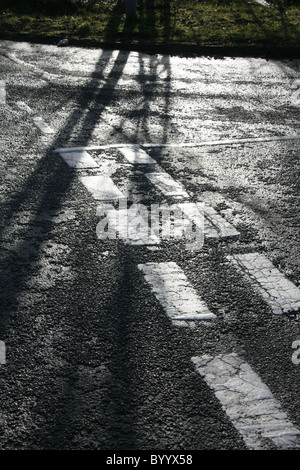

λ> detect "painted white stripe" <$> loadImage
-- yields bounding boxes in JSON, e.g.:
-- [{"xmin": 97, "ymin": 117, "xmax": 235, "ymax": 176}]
[
  {"xmin": 3, "ymin": 51, "xmax": 55, "ymax": 80},
  {"xmin": 158, "ymin": 202, "xmax": 204, "ymax": 249},
  {"xmin": 58, "ymin": 150, "xmax": 99, "ymax": 169},
  {"xmin": 15, "ymin": 101, "xmax": 33, "ymax": 114},
  {"xmin": 192, "ymin": 353, "xmax": 300, "ymax": 450},
  {"xmin": 97, "ymin": 202, "xmax": 204, "ymax": 248},
  {"xmin": 54, "ymin": 135, "xmax": 300, "ymax": 155},
  {"xmin": 119, "ymin": 145, "xmax": 157, "ymax": 165},
  {"xmin": 202, "ymin": 204, "xmax": 240, "ymax": 239},
  {"xmin": 0, "ymin": 341, "xmax": 6, "ymax": 365},
  {"xmin": 53, "ymin": 144, "xmax": 136, "ymax": 153},
  {"xmin": 145, "ymin": 172, "xmax": 189, "ymax": 198},
  {"xmin": 0, "ymin": 81, "xmax": 6, "ymax": 105},
  {"xmin": 227, "ymin": 253, "xmax": 300, "ymax": 314},
  {"xmin": 179, "ymin": 202, "xmax": 240, "ymax": 239},
  {"xmin": 100, "ymin": 207, "xmax": 160, "ymax": 245},
  {"xmin": 138, "ymin": 262, "xmax": 217, "ymax": 323},
  {"xmin": 32, "ymin": 116, "xmax": 54, "ymax": 135},
  {"xmin": 79, "ymin": 175, "xmax": 125, "ymax": 201},
  {"xmin": 142, "ymin": 135, "xmax": 300, "ymax": 148}
]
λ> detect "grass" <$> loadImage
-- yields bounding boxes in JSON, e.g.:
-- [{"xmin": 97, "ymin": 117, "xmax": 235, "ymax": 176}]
[{"xmin": 0, "ymin": 0, "xmax": 300, "ymax": 48}]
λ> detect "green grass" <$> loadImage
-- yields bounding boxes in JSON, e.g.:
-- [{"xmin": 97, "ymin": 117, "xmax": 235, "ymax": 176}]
[{"xmin": 0, "ymin": 0, "xmax": 300, "ymax": 47}]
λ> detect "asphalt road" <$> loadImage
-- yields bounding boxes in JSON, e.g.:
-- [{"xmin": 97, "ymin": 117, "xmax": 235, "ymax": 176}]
[{"xmin": 1, "ymin": 39, "xmax": 300, "ymax": 455}]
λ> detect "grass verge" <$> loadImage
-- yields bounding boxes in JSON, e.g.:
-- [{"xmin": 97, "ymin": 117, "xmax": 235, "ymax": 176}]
[{"xmin": 0, "ymin": 0, "xmax": 300, "ymax": 48}]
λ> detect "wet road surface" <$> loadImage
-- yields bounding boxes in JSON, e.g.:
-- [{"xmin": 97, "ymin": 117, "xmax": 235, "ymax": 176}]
[{"xmin": 0, "ymin": 39, "xmax": 300, "ymax": 452}]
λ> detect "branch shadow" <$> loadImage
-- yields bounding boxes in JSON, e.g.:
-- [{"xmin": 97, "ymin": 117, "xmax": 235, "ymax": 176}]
[{"xmin": 0, "ymin": 0, "xmax": 182, "ymax": 451}]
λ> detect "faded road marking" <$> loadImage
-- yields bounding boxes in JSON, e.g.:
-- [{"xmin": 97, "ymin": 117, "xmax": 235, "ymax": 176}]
[
  {"xmin": 32, "ymin": 116, "xmax": 54, "ymax": 135},
  {"xmin": 2, "ymin": 51, "xmax": 55, "ymax": 80},
  {"xmin": 138, "ymin": 261, "xmax": 217, "ymax": 324},
  {"xmin": 54, "ymin": 136, "xmax": 300, "ymax": 154},
  {"xmin": 145, "ymin": 172, "xmax": 189, "ymax": 198},
  {"xmin": 15, "ymin": 101, "xmax": 33, "ymax": 114},
  {"xmin": 201, "ymin": 204, "xmax": 240, "ymax": 239},
  {"xmin": 119, "ymin": 145, "xmax": 157, "ymax": 165},
  {"xmin": 79, "ymin": 174, "xmax": 125, "ymax": 201},
  {"xmin": 227, "ymin": 252, "xmax": 300, "ymax": 315},
  {"xmin": 97, "ymin": 206, "xmax": 160, "ymax": 246},
  {"xmin": 142, "ymin": 135, "xmax": 300, "ymax": 148},
  {"xmin": 179, "ymin": 202, "xmax": 240, "ymax": 240},
  {"xmin": 192, "ymin": 353, "xmax": 300, "ymax": 450},
  {"xmin": 58, "ymin": 150, "xmax": 99, "ymax": 169}
]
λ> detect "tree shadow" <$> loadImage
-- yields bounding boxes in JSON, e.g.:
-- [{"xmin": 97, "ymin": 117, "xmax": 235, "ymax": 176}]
[{"xmin": 0, "ymin": 0, "xmax": 182, "ymax": 451}]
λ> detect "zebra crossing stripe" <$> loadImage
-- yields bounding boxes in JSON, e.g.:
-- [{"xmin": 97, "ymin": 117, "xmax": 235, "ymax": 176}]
[
  {"xmin": 15, "ymin": 101, "xmax": 54, "ymax": 135},
  {"xmin": 79, "ymin": 174, "xmax": 125, "ymax": 201},
  {"xmin": 32, "ymin": 116, "xmax": 54, "ymax": 135},
  {"xmin": 200, "ymin": 203, "xmax": 240, "ymax": 239},
  {"xmin": 138, "ymin": 262, "xmax": 217, "ymax": 323},
  {"xmin": 227, "ymin": 252, "xmax": 300, "ymax": 314},
  {"xmin": 0, "ymin": 81, "xmax": 6, "ymax": 105},
  {"xmin": 145, "ymin": 172, "xmax": 189, "ymax": 198},
  {"xmin": 179, "ymin": 202, "xmax": 240, "ymax": 240},
  {"xmin": 99, "ymin": 207, "xmax": 160, "ymax": 246},
  {"xmin": 119, "ymin": 145, "xmax": 157, "ymax": 165},
  {"xmin": 192, "ymin": 353, "xmax": 300, "ymax": 450},
  {"xmin": 15, "ymin": 101, "xmax": 53, "ymax": 134},
  {"xmin": 57, "ymin": 150, "xmax": 99, "ymax": 169},
  {"xmin": 16, "ymin": 101, "xmax": 33, "ymax": 114}
]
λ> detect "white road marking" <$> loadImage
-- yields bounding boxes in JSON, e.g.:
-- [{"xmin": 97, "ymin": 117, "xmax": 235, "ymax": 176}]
[
  {"xmin": 192, "ymin": 353, "xmax": 300, "ymax": 450},
  {"xmin": 0, "ymin": 81, "xmax": 6, "ymax": 105},
  {"xmin": 79, "ymin": 174, "xmax": 125, "ymax": 201},
  {"xmin": 119, "ymin": 145, "xmax": 157, "ymax": 165},
  {"xmin": 54, "ymin": 135, "xmax": 300, "ymax": 154},
  {"xmin": 179, "ymin": 202, "xmax": 240, "ymax": 240},
  {"xmin": 227, "ymin": 252, "xmax": 300, "ymax": 314},
  {"xmin": 32, "ymin": 116, "xmax": 54, "ymax": 135},
  {"xmin": 145, "ymin": 172, "xmax": 189, "ymax": 198},
  {"xmin": 142, "ymin": 135, "xmax": 300, "ymax": 148},
  {"xmin": 97, "ymin": 202, "xmax": 205, "ymax": 248},
  {"xmin": 97, "ymin": 206, "xmax": 160, "ymax": 245},
  {"xmin": 57, "ymin": 150, "xmax": 99, "ymax": 169},
  {"xmin": 202, "ymin": 204, "xmax": 240, "ymax": 239},
  {"xmin": 2, "ymin": 51, "xmax": 55, "ymax": 81},
  {"xmin": 138, "ymin": 261, "xmax": 217, "ymax": 324},
  {"xmin": 54, "ymin": 144, "xmax": 139, "ymax": 153},
  {"xmin": 0, "ymin": 341, "xmax": 6, "ymax": 365},
  {"xmin": 15, "ymin": 101, "xmax": 33, "ymax": 114},
  {"xmin": 158, "ymin": 202, "xmax": 205, "ymax": 250},
  {"xmin": 15, "ymin": 102, "xmax": 54, "ymax": 134}
]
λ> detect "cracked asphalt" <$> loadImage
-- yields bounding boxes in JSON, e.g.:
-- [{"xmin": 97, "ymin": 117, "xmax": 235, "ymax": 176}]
[{"xmin": 0, "ymin": 39, "xmax": 300, "ymax": 452}]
